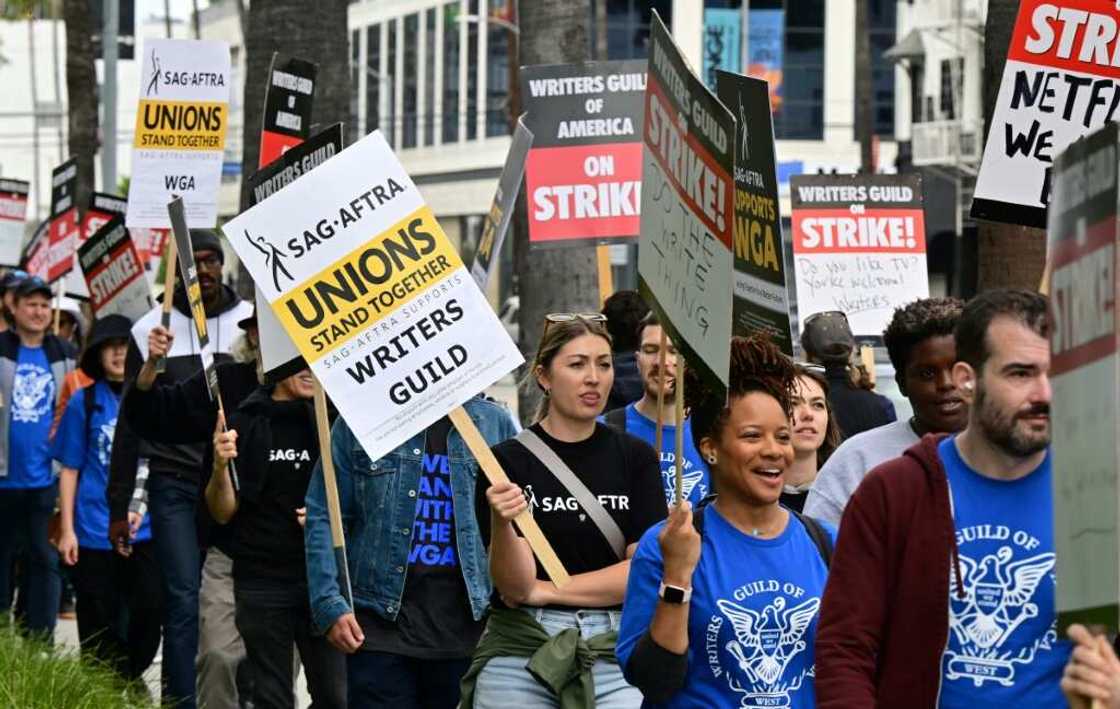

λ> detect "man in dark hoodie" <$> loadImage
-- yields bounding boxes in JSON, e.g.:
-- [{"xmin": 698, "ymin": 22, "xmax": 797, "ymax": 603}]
[
  {"xmin": 602, "ymin": 290, "xmax": 649, "ymax": 411},
  {"xmin": 815, "ymin": 289, "xmax": 1070, "ymax": 708},
  {"xmin": 107, "ymin": 229, "xmax": 252, "ymax": 709}
]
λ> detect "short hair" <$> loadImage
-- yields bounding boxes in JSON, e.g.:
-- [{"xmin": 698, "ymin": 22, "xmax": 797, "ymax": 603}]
[
  {"xmin": 601, "ymin": 290, "xmax": 649, "ymax": 352},
  {"xmin": 954, "ymin": 289, "xmax": 1051, "ymax": 373},
  {"xmin": 685, "ymin": 335, "xmax": 797, "ymax": 454},
  {"xmin": 882, "ymin": 297, "xmax": 965, "ymax": 373},
  {"xmin": 635, "ymin": 310, "xmax": 660, "ymax": 342}
]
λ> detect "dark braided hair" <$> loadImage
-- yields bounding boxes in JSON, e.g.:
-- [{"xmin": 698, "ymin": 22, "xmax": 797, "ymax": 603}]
[{"xmin": 685, "ymin": 335, "xmax": 798, "ymax": 455}]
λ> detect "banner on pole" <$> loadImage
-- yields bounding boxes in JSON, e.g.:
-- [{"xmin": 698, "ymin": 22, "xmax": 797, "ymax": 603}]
[
  {"xmin": 972, "ymin": 0, "xmax": 1120, "ymax": 228},
  {"xmin": 78, "ymin": 215, "xmax": 154, "ymax": 321},
  {"xmin": 247, "ymin": 124, "xmax": 344, "ymax": 383},
  {"xmin": 521, "ymin": 59, "xmax": 646, "ymax": 248},
  {"xmin": 702, "ymin": 9, "xmax": 740, "ymax": 90},
  {"xmin": 223, "ymin": 131, "xmax": 524, "ymax": 465},
  {"xmin": 0, "ymin": 179, "xmax": 30, "ymax": 267},
  {"xmin": 638, "ymin": 11, "xmax": 735, "ymax": 399},
  {"xmin": 48, "ymin": 158, "xmax": 79, "ymax": 283},
  {"xmin": 1049, "ymin": 122, "xmax": 1120, "ymax": 630},
  {"xmin": 716, "ymin": 71, "xmax": 792, "ymax": 355},
  {"xmin": 470, "ymin": 117, "xmax": 533, "ymax": 290},
  {"xmin": 259, "ymin": 54, "xmax": 318, "ymax": 168},
  {"xmin": 790, "ymin": 173, "xmax": 929, "ymax": 342},
  {"xmin": 126, "ymin": 38, "xmax": 231, "ymax": 228}
]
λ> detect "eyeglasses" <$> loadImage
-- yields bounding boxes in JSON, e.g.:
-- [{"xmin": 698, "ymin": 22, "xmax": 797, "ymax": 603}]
[{"xmin": 545, "ymin": 312, "xmax": 607, "ymax": 325}]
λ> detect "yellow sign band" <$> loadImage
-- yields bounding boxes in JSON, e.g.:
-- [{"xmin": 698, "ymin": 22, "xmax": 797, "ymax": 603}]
[{"xmin": 133, "ymin": 99, "xmax": 228, "ymax": 151}]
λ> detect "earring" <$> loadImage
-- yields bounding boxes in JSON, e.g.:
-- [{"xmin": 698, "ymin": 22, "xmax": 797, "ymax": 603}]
[
  {"xmin": 706, "ymin": 455, "xmax": 717, "ymax": 465},
  {"xmin": 543, "ymin": 388, "xmax": 551, "ymax": 398}
]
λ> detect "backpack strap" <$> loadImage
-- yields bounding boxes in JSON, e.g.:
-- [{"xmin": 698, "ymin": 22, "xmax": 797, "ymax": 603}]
[
  {"xmin": 691, "ymin": 494, "xmax": 719, "ymax": 536},
  {"xmin": 789, "ymin": 508, "xmax": 833, "ymax": 568},
  {"xmin": 603, "ymin": 407, "xmax": 628, "ymax": 434}
]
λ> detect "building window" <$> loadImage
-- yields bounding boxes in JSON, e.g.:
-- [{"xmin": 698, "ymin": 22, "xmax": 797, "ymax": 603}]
[
  {"xmin": 869, "ymin": 0, "xmax": 896, "ymax": 136},
  {"xmin": 778, "ymin": 0, "xmax": 824, "ymax": 140},
  {"xmin": 424, "ymin": 8, "xmax": 437, "ymax": 145},
  {"xmin": 466, "ymin": 0, "xmax": 479, "ymax": 140},
  {"xmin": 403, "ymin": 13, "xmax": 419, "ymax": 148},
  {"xmin": 442, "ymin": 3, "xmax": 460, "ymax": 143},
  {"xmin": 386, "ymin": 18, "xmax": 398, "ymax": 147},
  {"xmin": 607, "ymin": 0, "xmax": 672, "ymax": 60},
  {"xmin": 366, "ymin": 24, "xmax": 380, "ymax": 138},
  {"xmin": 486, "ymin": 6, "xmax": 510, "ymax": 136},
  {"xmin": 940, "ymin": 57, "xmax": 963, "ymax": 120}
]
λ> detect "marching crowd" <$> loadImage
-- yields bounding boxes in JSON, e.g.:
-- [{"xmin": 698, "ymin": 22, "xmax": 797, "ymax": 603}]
[{"xmin": 0, "ymin": 228, "xmax": 1118, "ymax": 709}]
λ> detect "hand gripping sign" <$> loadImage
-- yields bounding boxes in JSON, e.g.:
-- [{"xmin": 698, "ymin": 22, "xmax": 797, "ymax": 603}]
[{"xmin": 223, "ymin": 131, "xmax": 570, "ymax": 589}]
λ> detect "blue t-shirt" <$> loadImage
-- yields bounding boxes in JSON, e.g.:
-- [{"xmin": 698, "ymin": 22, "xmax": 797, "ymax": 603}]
[
  {"xmin": 937, "ymin": 437, "xmax": 1070, "ymax": 708},
  {"xmin": 618, "ymin": 505, "xmax": 835, "ymax": 708},
  {"xmin": 52, "ymin": 382, "xmax": 152, "ymax": 550},
  {"xmin": 2, "ymin": 345, "xmax": 57, "ymax": 489},
  {"xmin": 602, "ymin": 405, "xmax": 711, "ymax": 507}
]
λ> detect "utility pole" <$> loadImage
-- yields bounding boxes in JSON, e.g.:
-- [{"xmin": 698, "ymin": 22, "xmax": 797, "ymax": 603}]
[
  {"xmin": 51, "ymin": 1, "xmax": 64, "ymax": 162},
  {"xmin": 28, "ymin": 17, "xmax": 41, "ymax": 221},
  {"xmin": 102, "ymin": 0, "xmax": 119, "ymax": 191}
]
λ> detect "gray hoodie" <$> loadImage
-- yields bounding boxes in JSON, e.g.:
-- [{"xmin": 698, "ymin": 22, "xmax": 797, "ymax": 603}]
[{"xmin": 803, "ymin": 419, "xmax": 919, "ymax": 526}]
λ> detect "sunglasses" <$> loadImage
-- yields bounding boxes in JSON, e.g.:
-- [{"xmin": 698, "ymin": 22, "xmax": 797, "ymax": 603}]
[{"xmin": 545, "ymin": 312, "xmax": 607, "ymax": 325}]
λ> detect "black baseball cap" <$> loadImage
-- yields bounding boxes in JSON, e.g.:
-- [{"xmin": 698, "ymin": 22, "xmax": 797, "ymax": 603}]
[
  {"xmin": 0, "ymin": 269, "xmax": 28, "ymax": 294},
  {"xmin": 14, "ymin": 275, "xmax": 51, "ymax": 300},
  {"xmin": 801, "ymin": 311, "xmax": 855, "ymax": 364}
]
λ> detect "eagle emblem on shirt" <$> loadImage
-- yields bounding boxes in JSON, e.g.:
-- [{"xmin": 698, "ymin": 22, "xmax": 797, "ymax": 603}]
[
  {"xmin": 663, "ymin": 465, "xmax": 706, "ymax": 505},
  {"xmin": 11, "ymin": 364, "xmax": 53, "ymax": 423},
  {"xmin": 718, "ymin": 595, "xmax": 820, "ymax": 705}
]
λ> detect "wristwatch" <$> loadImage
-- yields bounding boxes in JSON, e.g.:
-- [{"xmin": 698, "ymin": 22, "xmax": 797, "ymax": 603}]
[{"xmin": 658, "ymin": 582, "xmax": 692, "ymax": 604}]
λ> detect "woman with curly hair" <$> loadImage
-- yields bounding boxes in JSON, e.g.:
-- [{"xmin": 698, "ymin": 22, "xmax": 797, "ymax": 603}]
[{"xmin": 617, "ymin": 336, "xmax": 836, "ymax": 708}]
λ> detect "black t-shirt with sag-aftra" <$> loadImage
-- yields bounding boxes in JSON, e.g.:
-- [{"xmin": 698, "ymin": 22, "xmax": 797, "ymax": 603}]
[{"xmin": 476, "ymin": 422, "xmax": 666, "ymax": 609}]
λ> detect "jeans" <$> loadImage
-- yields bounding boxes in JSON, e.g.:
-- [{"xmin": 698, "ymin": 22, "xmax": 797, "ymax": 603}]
[
  {"xmin": 473, "ymin": 608, "xmax": 641, "ymax": 709},
  {"xmin": 0, "ymin": 484, "xmax": 61, "ymax": 637},
  {"xmin": 348, "ymin": 652, "xmax": 470, "ymax": 709},
  {"xmin": 198, "ymin": 548, "xmax": 246, "ymax": 709},
  {"xmin": 234, "ymin": 580, "xmax": 346, "ymax": 709},
  {"xmin": 73, "ymin": 542, "xmax": 162, "ymax": 681},
  {"xmin": 150, "ymin": 474, "xmax": 202, "ymax": 708}
]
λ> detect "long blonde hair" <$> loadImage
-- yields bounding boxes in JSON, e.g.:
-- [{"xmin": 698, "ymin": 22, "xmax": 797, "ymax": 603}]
[{"xmin": 528, "ymin": 319, "xmax": 612, "ymax": 422}]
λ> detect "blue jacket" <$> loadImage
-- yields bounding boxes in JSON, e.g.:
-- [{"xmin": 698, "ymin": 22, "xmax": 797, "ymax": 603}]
[{"xmin": 305, "ymin": 395, "xmax": 519, "ymax": 635}]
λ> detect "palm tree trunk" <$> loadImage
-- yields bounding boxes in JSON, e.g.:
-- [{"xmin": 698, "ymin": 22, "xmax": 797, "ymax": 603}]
[
  {"xmin": 976, "ymin": 0, "xmax": 1045, "ymax": 290},
  {"xmin": 513, "ymin": 0, "xmax": 598, "ymax": 423},
  {"xmin": 61, "ymin": 0, "xmax": 97, "ymax": 221}
]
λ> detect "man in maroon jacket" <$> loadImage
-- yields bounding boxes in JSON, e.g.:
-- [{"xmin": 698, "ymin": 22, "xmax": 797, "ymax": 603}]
[{"xmin": 815, "ymin": 289, "xmax": 1071, "ymax": 708}]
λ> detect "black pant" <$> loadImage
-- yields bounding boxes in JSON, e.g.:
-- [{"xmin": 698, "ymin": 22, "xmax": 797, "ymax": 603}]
[
  {"xmin": 347, "ymin": 651, "xmax": 471, "ymax": 708},
  {"xmin": 233, "ymin": 580, "xmax": 346, "ymax": 709},
  {"xmin": 73, "ymin": 541, "xmax": 162, "ymax": 681}
]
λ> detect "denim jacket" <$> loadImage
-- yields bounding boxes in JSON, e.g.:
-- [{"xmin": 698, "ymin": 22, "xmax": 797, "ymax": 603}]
[{"xmin": 305, "ymin": 395, "xmax": 519, "ymax": 635}]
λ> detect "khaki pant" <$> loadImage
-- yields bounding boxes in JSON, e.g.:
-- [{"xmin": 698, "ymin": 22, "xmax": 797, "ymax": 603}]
[{"xmin": 197, "ymin": 548, "xmax": 246, "ymax": 709}]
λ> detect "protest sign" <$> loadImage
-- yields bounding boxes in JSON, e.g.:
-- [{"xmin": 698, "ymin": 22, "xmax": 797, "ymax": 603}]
[
  {"xmin": 126, "ymin": 38, "xmax": 230, "ymax": 228},
  {"xmin": 67, "ymin": 192, "xmax": 130, "ymax": 298},
  {"xmin": 0, "ymin": 179, "xmax": 29, "ymax": 267},
  {"xmin": 132, "ymin": 227, "xmax": 171, "ymax": 283},
  {"xmin": 638, "ymin": 11, "xmax": 735, "ymax": 399},
  {"xmin": 790, "ymin": 173, "xmax": 929, "ymax": 342},
  {"xmin": 1048, "ymin": 122, "xmax": 1120, "ymax": 630},
  {"xmin": 521, "ymin": 59, "xmax": 645, "ymax": 248},
  {"xmin": 259, "ymin": 54, "xmax": 317, "ymax": 168},
  {"xmin": 168, "ymin": 197, "xmax": 218, "ymax": 398},
  {"xmin": 972, "ymin": 0, "xmax": 1120, "ymax": 228},
  {"xmin": 470, "ymin": 117, "xmax": 533, "ymax": 290},
  {"xmin": 247, "ymin": 123, "xmax": 344, "ymax": 383},
  {"xmin": 23, "ymin": 221, "xmax": 49, "ymax": 280},
  {"xmin": 716, "ymin": 71, "xmax": 793, "ymax": 355},
  {"xmin": 78, "ymin": 215, "xmax": 154, "ymax": 321},
  {"xmin": 48, "ymin": 158, "xmax": 79, "ymax": 283},
  {"xmin": 224, "ymin": 130, "xmax": 571, "ymax": 585}
]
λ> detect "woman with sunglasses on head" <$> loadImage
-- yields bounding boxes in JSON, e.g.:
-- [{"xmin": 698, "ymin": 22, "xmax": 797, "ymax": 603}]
[
  {"xmin": 616, "ymin": 336, "xmax": 836, "ymax": 708},
  {"xmin": 782, "ymin": 365, "xmax": 842, "ymax": 513},
  {"xmin": 461, "ymin": 314, "xmax": 667, "ymax": 709}
]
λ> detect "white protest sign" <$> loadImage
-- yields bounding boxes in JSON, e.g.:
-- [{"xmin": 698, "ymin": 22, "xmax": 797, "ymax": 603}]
[
  {"xmin": 78, "ymin": 216, "xmax": 154, "ymax": 322},
  {"xmin": 790, "ymin": 173, "xmax": 929, "ymax": 341},
  {"xmin": 0, "ymin": 179, "xmax": 29, "ymax": 267},
  {"xmin": 222, "ymin": 131, "xmax": 524, "ymax": 464},
  {"xmin": 126, "ymin": 38, "xmax": 230, "ymax": 228}
]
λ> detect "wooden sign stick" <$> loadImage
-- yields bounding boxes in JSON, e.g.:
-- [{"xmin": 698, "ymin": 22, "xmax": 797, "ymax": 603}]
[
  {"xmin": 596, "ymin": 245, "xmax": 613, "ymax": 307},
  {"xmin": 447, "ymin": 405, "xmax": 571, "ymax": 588},
  {"xmin": 155, "ymin": 240, "xmax": 178, "ymax": 374},
  {"xmin": 312, "ymin": 377, "xmax": 354, "ymax": 607},
  {"xmin": 859, "ymin": 345, "xmax": 876, "ymax": 387},
  {"xmin": 52, "ymin": 279, "xmax": 63, "ymax": 335},
  {"xmin": 674, "ymin": 358, "xmax": 686, "ymax": 506},
  {"xmin": 654, "ymin": 328, "xmax": 667, "ymax": 457}
]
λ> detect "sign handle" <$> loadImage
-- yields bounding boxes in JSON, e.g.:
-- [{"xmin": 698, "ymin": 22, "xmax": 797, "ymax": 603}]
[
  {"xmin": 859, "ymin": 345, "xmax": 876, "ymax": 387},
  {"xmin": 155, "ymin": 239, "xmax": 178, "ymax": 374},
  {"xmin": 596, "ymin": 245, "xmax": 613, "ymax": 307},
  {"xmin": 674, "ymin": 358, "xmax": 685, "ymax": 506},
  {"xmin": 52, "ymin": 279, "xmax": 63, "ymax": 335},
  {"xmin": 215, "ymin": 396, "xmax": 240, "ymax": 493},
  {"xmin": 312, "ymin": 377, "xmax": 353, "ymax": 608},
  {"xmin": 654, "ymin": 328, "xmax": 667, "ymax": 457},
  {"xmin": 447, "ymin": 405, "xmax": 571, "ymax": 588}
]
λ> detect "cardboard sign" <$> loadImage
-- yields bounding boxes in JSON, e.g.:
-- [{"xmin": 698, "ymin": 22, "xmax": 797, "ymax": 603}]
[
  {"xmin": 48, "ymin": 158, "xmax": 79, "ymax": 283},
  {"xmin": 638, "ymin": 12, "xmax": 735, "ymax": 397},
  {"xmin": 0, "ymin": 178, "xmax": 30, "ymax": 267},
  {"xmin": 521, "ymin": 59, "xmax": 646, "ymax": 248},
  {"xmin": 222, "ymin": 131, "xmax": 524, "ymax": 465},
  {"xmin": 471, "ymin": 118, "xmax": 533, "ymax": 289},
  {"xmin": 247, "ymin": 124, "xmax": 345, "ymax": 383},
  {"xmin": 972, "ymin": 0, "xmax": 1120, "ymax": 228},
  {"xmin": 168, "ymin": 197, "xmax": 218, "ymax": 397},
  {"xmin": 78, "ymin": 215, "xmax": 154, "ymax": 321},
  {"xmin": 790, "ymin": 173, "xmax": 929, "ymax": 341},
  {"xmin": 126, "ymin": 38, "xmax": 231, "ymax": 228},
  {"xmin": 23, "ymin": 221, "xmax": 50, "ymax": 280},
  {"xmin": 66, "ymin": 192, "xmax": 130, "ymax": 298},
  {"xmin": 1049, "ymin": 122, "xmax": 1120, "ymax": 630},
  {"xmin": 716, "ymin": 71, "xmax": 793, "ymax": 355},
  {"xmin": 259, "ymin": 54, "xmax": 318, "ymax": 168}
]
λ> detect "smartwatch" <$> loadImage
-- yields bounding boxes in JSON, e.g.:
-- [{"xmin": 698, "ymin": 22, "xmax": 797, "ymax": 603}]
[{"xmin": 658, "ymin": 582, "xmax": 692, "ymax": 604}]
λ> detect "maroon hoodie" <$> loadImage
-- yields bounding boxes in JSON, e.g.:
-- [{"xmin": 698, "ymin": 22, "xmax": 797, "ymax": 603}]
[{"xmin": 815, "ymin": 434, "xmax": 965, "ymax": 708}]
